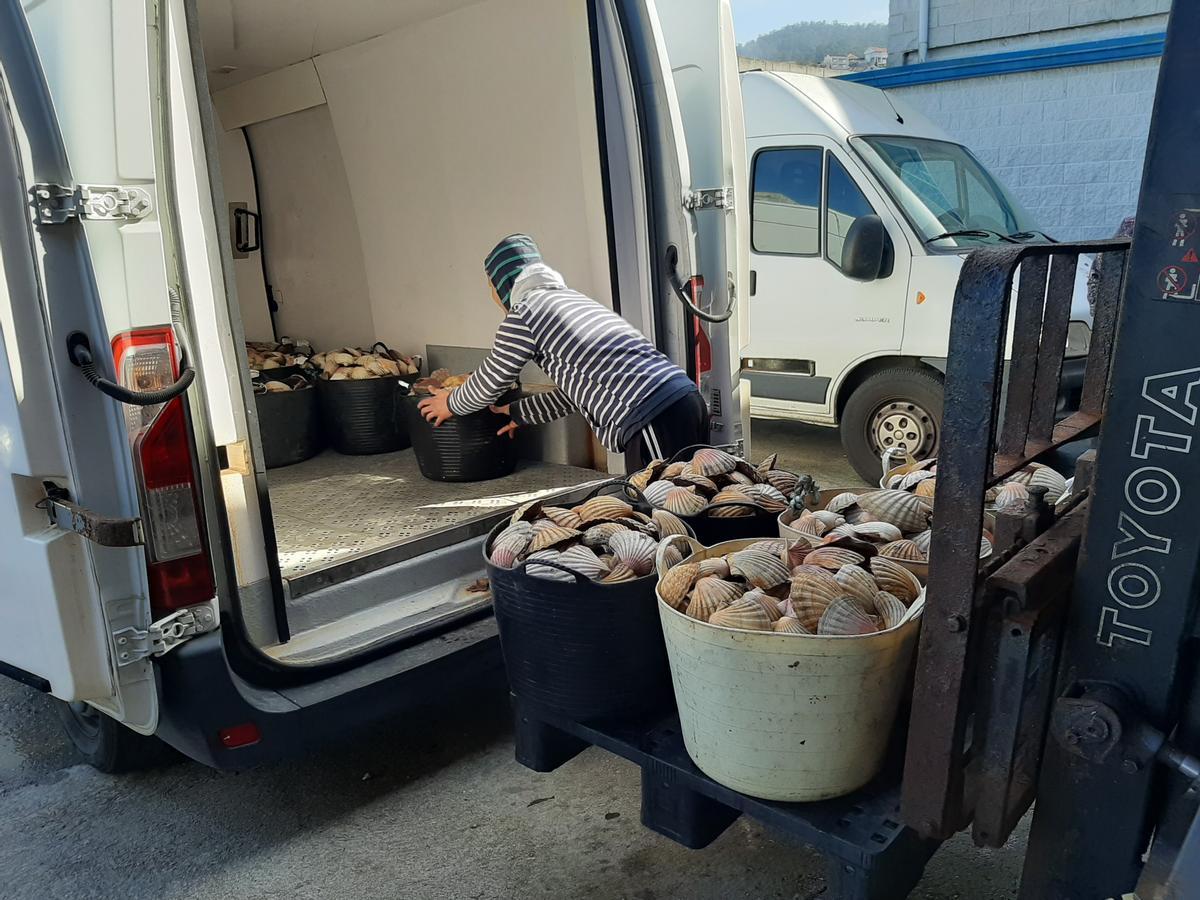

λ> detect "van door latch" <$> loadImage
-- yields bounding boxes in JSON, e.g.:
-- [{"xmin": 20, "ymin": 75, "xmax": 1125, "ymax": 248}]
[
  {"xmin": 39, "ymin": 484, "xmax": 144, "ymax": 547},
  {"xmin": 112, "ymin": 603, "xmax": 219, "ymax": 665},
  {"xmin": 30, "ymin": 183, "xmax": 153, "ymax": 224},
  {"xmin": 684, "ymin": 187, "xmax": 734, "ymax": 211}
]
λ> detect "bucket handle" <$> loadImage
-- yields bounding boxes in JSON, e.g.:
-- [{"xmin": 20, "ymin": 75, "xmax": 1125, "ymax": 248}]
[
  {"xmin": 666, "ymin": 442, "xmax": 739, "ymax": 464},
  {"xmin": 581, "ymin": 478, "xmax": 647, "ymax": 506},
  {"xmin": 698, "ymin": 499, "xmax": 767, "ymax": 517},
  {"xmin": 511, "ymin": 558, "xmax": 589, "ymax": 584},
  {"xmin": 654, "ymin": 533, "xmax": 704, "ymax": 578},
  {"xmin": 880, "ymin": 447, "xmax": 917, "ymax": 485}
]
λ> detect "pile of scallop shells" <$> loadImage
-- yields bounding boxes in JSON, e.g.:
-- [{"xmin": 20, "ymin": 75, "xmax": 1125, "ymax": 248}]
[
  {"xmin": 881, "ymin": 457, "xmax": 1069, "ymax": 511},
  {"xmin": 413, "ymin": 369, "xmax": 471, "ymax": 395},
  {"xmin": 253, "ymin": 373, "xmax": 312, "ymax": 395},
  {"xmin": 312, "ymin": 346, "xmax": 420, "ymax": 381},
  {"xmin": 785, "ymin": 487, "xmax": 948, "ymax": 565},
  {"xmin": 629, "ymin": 448, "xmax": 799, "ymax": 519},
  {"xmin": 246, "ymin": 338, "xmax": 312, "ymax": 371},
  {"xmin": 658, "ymin": 539, "xmax": 923, "ymax": 636},
  {"xmin": 488, "ymin": 494, "xmax": 691, "ymax": 583}
]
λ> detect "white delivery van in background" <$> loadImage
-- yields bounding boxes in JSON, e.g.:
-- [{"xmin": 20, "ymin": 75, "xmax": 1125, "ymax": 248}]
[
  {"xmin": 0, "ymin": 0, "xmax": 746, "ymax": 771},
  {"xmin": 741, "ymin": 71, "xmax": 1092, "ymax": 482}
]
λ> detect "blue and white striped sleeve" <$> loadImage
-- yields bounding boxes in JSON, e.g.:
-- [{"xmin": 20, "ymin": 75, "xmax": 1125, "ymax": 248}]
[
  {"xmin": 511, "ymin": 389, "xmax": 575, "ymax": 426},
  {"xmin": 447, "ymin": 310, "xmax": 536, "ymax": 416}
]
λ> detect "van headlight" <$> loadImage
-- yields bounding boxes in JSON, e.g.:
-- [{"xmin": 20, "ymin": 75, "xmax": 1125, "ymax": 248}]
[{"xmin": 1066, "ymin": 320, "xmax": 1091, "ymax": 358}]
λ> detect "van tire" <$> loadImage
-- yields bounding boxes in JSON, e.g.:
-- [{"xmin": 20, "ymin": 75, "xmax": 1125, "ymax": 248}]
[
  {"xmin": 840, "ymin": 367, "xmax": 944, "ymax": 484},
  {"xmin": 53, "ymin": 699, "xmax": 172, "ymax": 774}
]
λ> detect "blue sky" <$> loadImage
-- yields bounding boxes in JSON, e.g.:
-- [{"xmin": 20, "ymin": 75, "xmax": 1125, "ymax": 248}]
[{"xmin": 731, "ymin": 0, "xmax": 890, "ymax": 42}]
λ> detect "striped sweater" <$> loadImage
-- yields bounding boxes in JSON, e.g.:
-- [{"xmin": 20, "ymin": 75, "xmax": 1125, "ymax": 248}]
[{"xmin": 447, "ymin": 264, "xmax": 689, "ymax": 452}]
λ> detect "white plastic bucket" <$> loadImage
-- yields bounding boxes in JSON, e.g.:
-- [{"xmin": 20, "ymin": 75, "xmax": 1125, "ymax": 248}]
[{"xmin": 655, "ymin": 537, "xmax": 922, "ymax": 802}]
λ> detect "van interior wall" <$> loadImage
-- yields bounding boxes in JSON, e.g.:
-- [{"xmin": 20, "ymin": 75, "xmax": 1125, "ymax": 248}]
[{"xmin": 212, "ymin": 0, "xmax": 611, "ymax": 366}]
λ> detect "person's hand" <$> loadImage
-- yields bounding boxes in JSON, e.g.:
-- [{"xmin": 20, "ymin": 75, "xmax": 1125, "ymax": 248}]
[
  {"xmin": 418, "ymin": 388, "xmax": 454, "ymax": 426},
  {"xmin": 490, "ymin": 404, "xmax": 518, "ymax": 439}
]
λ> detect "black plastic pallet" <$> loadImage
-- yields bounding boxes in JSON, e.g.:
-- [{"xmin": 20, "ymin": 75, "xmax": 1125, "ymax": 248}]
[{"xmin": 512, "ymin": 696, "xmax": 939, "ymax": 900}]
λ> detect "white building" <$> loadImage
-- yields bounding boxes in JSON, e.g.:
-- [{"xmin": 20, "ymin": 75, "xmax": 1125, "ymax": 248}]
[{"xmin": 844, "ymin": 0, "xmax": 1168, "ymax": 239}]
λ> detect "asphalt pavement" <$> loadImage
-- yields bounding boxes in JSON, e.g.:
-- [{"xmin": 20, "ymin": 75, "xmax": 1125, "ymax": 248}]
[{"xmin": 0, "ymin": 421, "xmax": 1029, "ymax": 899}]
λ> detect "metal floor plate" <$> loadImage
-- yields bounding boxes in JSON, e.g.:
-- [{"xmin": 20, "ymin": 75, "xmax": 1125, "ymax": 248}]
[{"xmin": 266, "ymin": 450, "xmax": 602, "ymax": 581}]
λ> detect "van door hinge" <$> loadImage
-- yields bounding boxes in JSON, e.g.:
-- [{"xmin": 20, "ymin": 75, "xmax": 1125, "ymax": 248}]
[
  {"xmin": 684, "ymin": 187, "xmax": 734, "ymax": 211},
  {"xmin": 112, "ymin": 603, "xmax": 219, "ymax": 666},
  {"xmin": 40, "ymin": 483, "xmax": 144, "ymax": 547},
  {"xmin": 31, "ymin": 183, "xmax": 153, "ymax": 225}
]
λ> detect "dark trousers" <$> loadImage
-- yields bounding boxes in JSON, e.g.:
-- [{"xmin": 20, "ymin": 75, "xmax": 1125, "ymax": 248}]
[{"xmin": 626, "ymin": 390, "xmax": 709, "ymax": 468}]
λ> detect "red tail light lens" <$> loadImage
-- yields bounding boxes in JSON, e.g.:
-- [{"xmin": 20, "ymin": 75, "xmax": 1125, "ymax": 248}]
[
  {"xmin": 112, "ymin": 328, "xmax": 215, "ymax": 615},
  {"xmin": 687, "ymin": 276, "xmax": 711, "ymax": 384}
]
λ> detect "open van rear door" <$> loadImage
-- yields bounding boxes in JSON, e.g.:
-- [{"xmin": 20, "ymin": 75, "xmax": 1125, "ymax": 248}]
[
  {"xmin": 598, "ymin": 0, "xmax": 748, "ymax": 452},
  {"xmin": 0, "ymin": 0, "xmax": 206, "ymax": 733}
]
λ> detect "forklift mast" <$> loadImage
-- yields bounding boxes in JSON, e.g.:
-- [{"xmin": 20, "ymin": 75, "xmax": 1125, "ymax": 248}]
[{"xmin": 899, "ymin": 0, "xmax": 1200, "ymax": 896}]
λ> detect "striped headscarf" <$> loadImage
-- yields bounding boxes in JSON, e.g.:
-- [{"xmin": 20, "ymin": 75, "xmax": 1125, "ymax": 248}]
[{"xmin": 484, "ymin": 234, "xmax": 542, "ymax": 308}]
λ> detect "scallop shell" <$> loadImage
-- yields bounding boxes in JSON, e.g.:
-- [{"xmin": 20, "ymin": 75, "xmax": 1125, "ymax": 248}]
[
  {"xmin": 698, "ymin": 557, "xmax": 731, "ymax": 579},
  {"xmin": 1028, "ymin": 466, "xmax": 1068, "ymax": 503},
  {"xmin": 575, "ymin": 495, "xmax": 634, "ymax": 525},
  {"xmin": 914, "ymin": 478, "xmax": 937, "ymax": 502},
  {"xmin": 661, "ymin": 462, "xmax": 688, "ymax": 480},
  {"xmin": 911, "ymin": 530, "xmax": 932, "ymax": 554},
  {"xmin": 651, "ymin": 509, "xmax": 689, "ymax": 539},
  {"xmin": 489, "ymin": 523, "xmax": 533, "ymax": 568},
  {"xmin": 856, "ymin": 490, "xmax": 933, "ymax": 533},
  {"xmin": 993, "ymin": 480, "xmax": 1031, "ymax": 511},
  {"xmin": 740, "ymin": 483, "xmax": 789, "ymax": 511},
  {"xmin": 765, "ymin": 469, "xmax": 800, "ymax": 496},
  {"xmin": 805, "ymin": 546, "xmax": 867, "ymax": 571},
  {"xmin": 557, "ymin": 545, "xmax": 609, "ymax": 581},
  {"xmin": 643, "ymin": 480, "xmax": 675, "ymax": 508},
  {"xmin": 811, "ymin": 510, "xmax": 846, "ymax": 530},
  {"xmin": 826, "ymin": 492, "xmax": 860, "ymax": 515},
  {"xmin": 898, "ymin": 469, "xmax": 936, "ymax": 491},
  {"xmin": 709, "ymin": 597, "xmax": 774, "ymax": 632},
  {"xmin": 873, "ymin": 591, "xmax": 908, "ymax": 630},
  {"xmin": 690, "ymin": 574, "xmax": 743, "ymax": 609},
  {"xmin": 691, "ymin": 447, "xmax": 739, "ymax": 477},
  {"xmin": 746, "ymin": 539, "xmax": 786, "ymax": 555},
  {"xmin": 817, "ymin": 597, "xmax": 880, "ymax": 636},
  {"xmin": 541, "ymin": 506, "xmax": 583, "ymax": 530},
  {"xmin": 850, "ymin": 521, "xmax": 904, "ymax": 544},
  {"xmin": 673, "ymin": 473, "xmax": 720, "ymax": 494},
  {"xmin": 525, "ymin": 550, "xmax": 575, "ymax": 582},
  {"xmin": 629, "ymin": 460, "xmax": 666, "ymax": 492},
  {"xmin": 792, "ymin": 598, "xmax": 832, "ymax": 631},
  {"xmin": 825, "ymin": 524, "xmax": 859, "ymax": 542},
  {"xmin": 727, "ymin": 470, "xmax": 755, "ymax": 486},
  {"xmin": 790, "ymin": 511, "xmax": 826, "ymax": 537},
  {"xmin": 582, "ymin": 522, "xmax": 626, "ymax": 549},
  {"xmin": 728, "ymin": 550, "xmax": 791, "ymax": 589},
  {"xmin": 660, "ymin": 544, "xmax": 684, "ymax": 570},
  {"xmin": 601, "ymin": 563, "xmax": 638, "ymax": 584},
  {"xmin": 880, "ymin": 539, "xmax": 926, "ymax": 562},
  {"xmin": 708, "ymin": 488, "xmax": 755, "ymax": 518},
  {"xmin": 658, "ymin": 563, "xmax": 701, "ymax": 609},
  {"xmin": 685, "ymin": 588, "xmax": 725, "ymax": 623},
  {"xmin": 606, "ymin": 530, "xmax": 657, "ymax": 576},
  {"xmin": 789, "ymin": 565, "xmax": 843, "ymax": 605},
  {"xmin": 756, "ymin": 452, "xmax": 779, "ymax": 474},
  {"xmin": 741, "ymin": 588, "xmax": 783, "ymax": 623},
  {"xmin": 980, "ymin": 534, "xmax": 993, "ymax": 559},
  {"xmin": 663, "ymin": 487, "xmax": 707, "ymax": 517},
  {"xmin": 773, "ymin": 615, "xmax": 812, "ymax": 635},
  {"xmin": 834, "ymin": 564, "xmax": 881, "ymax": 609},
  {"xmin": 782, "ymin": 538, "xmax": 814, "ymax": 569},
  {"xmin": 509, "ymin": 500, "xmax": 544, "ymax": 526},
  {"xmin": 869, "ymin": 556, "xmax": 923, "ymax": 604},
  {"xmin": 528, "ymin": 525, "xmax": 582, "ymax": 555}
]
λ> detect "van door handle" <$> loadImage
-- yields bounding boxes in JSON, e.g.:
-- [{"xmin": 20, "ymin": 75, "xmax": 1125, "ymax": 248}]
[{"xmin": 750, "ymin": 270, "xmax": 757, "ymax": 297}]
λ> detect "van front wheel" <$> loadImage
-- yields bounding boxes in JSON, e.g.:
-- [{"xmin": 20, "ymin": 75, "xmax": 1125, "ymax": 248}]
[
  {"xmin": 53, "ymin": 699, "xmax": 171, "ymax": 773},
  {"xmin": 840, "ymin": 367, "xmax": 944, "ymax": 484}
]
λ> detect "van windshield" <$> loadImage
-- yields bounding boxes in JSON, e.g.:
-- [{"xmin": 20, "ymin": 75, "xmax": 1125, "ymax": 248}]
[{"xmin": 850, "ymin": 135, "xmax": 1042, "ymax": 248}]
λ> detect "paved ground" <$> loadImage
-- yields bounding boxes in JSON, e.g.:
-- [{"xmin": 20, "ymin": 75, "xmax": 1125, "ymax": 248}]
[{"xmin": 0, "ymin": 421, "xmax": 1029, "ymax": 899}]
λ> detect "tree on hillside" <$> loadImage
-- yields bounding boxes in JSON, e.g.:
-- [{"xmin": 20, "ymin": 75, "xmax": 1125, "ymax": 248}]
[{"xmin": 738, "ymin": 20, "xmax": 888, "ymax": 65}]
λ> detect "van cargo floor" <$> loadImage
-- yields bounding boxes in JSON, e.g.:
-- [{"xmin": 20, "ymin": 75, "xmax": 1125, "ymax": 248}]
[{"xmin": 266, "ymin": 449, "xmax": 601, "ymax": 582}]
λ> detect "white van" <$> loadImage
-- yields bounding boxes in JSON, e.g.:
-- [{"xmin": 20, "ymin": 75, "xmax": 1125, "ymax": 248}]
[
  {"xmin": 741, "ymin": 71, "xmax": 1092, "ymax": 482},
  {"xmin": 0, "ymin": 0, "xmax": 746, "ymax": 770}
]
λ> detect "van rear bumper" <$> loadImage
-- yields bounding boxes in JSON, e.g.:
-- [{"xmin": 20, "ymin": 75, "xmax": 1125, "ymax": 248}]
[{"xmin": 154, "ymin": 616, "xmax": 502, "ymax": 770}]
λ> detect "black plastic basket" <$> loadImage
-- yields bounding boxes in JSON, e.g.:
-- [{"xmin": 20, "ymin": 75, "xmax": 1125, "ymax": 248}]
[
  {"xmin": 485, "ymin": 483, "xmax": 680, "ymax": 721},
  {"xmin": 401, "ymin": 390, "xmax": 518, "ymax": 482},
  {"xmin": 316, "ymin": 376, "xmax": 411, "ymax": 455},
  {"xmin": 255, "ymin": 384, "xmax": 323, "ymax": 468},
  {"xmin": 630, "ymin": 444, "xmax": 781, "ymax": 546}
]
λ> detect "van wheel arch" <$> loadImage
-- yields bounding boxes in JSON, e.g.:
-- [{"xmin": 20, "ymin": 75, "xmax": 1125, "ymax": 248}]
[{"xmin": 836, "ymin": 359, "xmax": 945, "ymax": 483}]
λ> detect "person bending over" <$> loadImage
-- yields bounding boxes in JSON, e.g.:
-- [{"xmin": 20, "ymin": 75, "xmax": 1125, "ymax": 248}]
[{"xmin": 418, "ymin": 234, "xmax": 706, "ymax": 466}]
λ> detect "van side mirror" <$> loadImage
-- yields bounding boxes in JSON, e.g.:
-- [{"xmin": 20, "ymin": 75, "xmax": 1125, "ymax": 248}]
[{"xmin": 841, "ymin": 215, "xmax": 893, "ymax": 282}]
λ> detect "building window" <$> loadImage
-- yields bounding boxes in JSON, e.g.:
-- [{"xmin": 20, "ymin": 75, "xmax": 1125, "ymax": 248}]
[
  {"xmin": 825, "ymin": 155, "xmax": 876, "ymax": 269},
  {"xmin": 751, "ymin": 147, "xmax": 822, "ymax": 255}
]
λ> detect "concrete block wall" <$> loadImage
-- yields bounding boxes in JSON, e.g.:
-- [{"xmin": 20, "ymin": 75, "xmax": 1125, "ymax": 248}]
[
  {"xmin": 889, "ymin": 0, "xmax": 1169, "ymax": 61},
  {"xmin": 890, "ymin": 57, "xmax": 1159, "ymax": 240}
]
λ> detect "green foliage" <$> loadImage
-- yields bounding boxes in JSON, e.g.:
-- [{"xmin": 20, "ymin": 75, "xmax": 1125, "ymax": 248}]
[{"xmin": 738, "ymin": 20, "xmax": 888, "ymax": 65}]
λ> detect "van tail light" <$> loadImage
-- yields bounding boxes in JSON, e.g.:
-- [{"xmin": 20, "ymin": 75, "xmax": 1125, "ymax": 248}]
[
  {"xmin": 112, "ymin": 328, "xmax": 215, "ymax": 616},
  {"xmin": 687, "ymin": 277, "xmax": 712, "ymax": 384}
]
